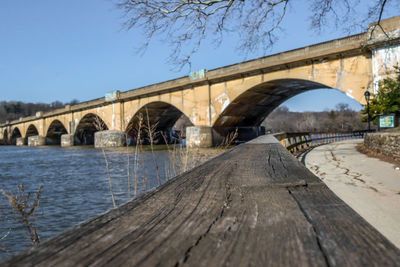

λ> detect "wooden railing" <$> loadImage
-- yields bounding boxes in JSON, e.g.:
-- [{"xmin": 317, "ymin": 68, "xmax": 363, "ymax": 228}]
[
  {"xmin": 273, "ymin": 131, "xmax": 368, "ymax": 153},
  {"xmin": 3, "ymin": 134, "xmax": 400, "ymax": 266}
]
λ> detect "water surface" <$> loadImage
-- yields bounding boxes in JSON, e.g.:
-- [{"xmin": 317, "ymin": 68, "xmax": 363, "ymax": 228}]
[{"xmin": 0, "ymin": 145, "xmax": 222, "ymax": 258}]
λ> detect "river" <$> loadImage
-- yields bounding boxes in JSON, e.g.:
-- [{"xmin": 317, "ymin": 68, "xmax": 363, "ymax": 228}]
[{"xmin": 0, "ymin": 145, "xmax": 223, "ymax": 258}]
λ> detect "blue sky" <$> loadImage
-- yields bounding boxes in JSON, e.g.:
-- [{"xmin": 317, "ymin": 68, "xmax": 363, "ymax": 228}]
[{"xmin": 0, "ymin": 1, "xmax": 397, "ymax": 112}]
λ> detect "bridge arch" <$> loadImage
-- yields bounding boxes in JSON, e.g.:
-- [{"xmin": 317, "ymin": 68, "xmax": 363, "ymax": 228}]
[
  {"xmin": 46, "ymin": 119, "xmax": 68, "ymax": 145},
  {"xmin": 212, "ymin": 79, "xmax": 340, "ymax": 128},
  {"xmin": 26, "ymin": 124, "xmax": 39, "ymax": 138},
  {"xmin": 10, "ymin": 127, "xmax": 22, "ymax": 145},
  {"xmin": 74, "ymin": 113, "xmax": 108, "ymax": 145},
  {"xmin": 125, "ymin": 101, "xmax": 193, "ymax": 144}
]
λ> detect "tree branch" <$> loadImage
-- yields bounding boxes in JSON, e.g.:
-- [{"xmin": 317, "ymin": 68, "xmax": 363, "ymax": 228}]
[{"xmin": 116, "ymin": 0, "xmax": 391, "ymax": 69}]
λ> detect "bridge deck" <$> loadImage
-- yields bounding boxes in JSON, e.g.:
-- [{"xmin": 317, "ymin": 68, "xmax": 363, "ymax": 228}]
[{"xmin": 4, "ymin": 136, "xmax": 400, "ymax": 266}]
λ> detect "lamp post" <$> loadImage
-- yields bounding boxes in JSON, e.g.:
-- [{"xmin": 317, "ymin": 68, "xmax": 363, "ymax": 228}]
[{"xmin": 364, "ymin": 90, "xmax": 371, "ymax": 131}]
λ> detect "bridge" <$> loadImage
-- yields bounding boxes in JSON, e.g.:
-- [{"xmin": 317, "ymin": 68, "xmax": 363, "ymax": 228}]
[{"xmin": 1, "ymin": 16, "xmax": 400, "ymax": 147}]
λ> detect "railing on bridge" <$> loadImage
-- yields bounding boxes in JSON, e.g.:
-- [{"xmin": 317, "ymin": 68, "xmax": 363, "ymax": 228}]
[{"xmin": 273, "ymin": 131, "xmax": 368, "ymax": 153}]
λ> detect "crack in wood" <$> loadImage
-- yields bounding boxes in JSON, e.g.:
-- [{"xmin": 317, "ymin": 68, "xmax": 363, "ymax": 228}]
[
  {"xmin": 3, "ymin": 139, "xmax": 400, "ymax": 266},
  {"xmin": 179, "ymin": 175, "xmax": 233, "ymax": 265},
  {"xmin": 287, "ymin": 186, "xmax": 332, "ymax": 267}
]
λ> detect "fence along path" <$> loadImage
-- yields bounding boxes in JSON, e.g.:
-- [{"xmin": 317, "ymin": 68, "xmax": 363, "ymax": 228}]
[
  {"xmin": 274, "ymin": 131, "xmax": 367, "ymax": 153},
  {"xmin": 4, "ymin": 135, "xmax": 400, "ymax": 266}
]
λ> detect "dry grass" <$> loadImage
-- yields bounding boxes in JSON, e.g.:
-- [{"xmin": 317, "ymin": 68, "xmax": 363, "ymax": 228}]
[
  {"xmin": 144, "ymin": 108, "xmax": 161, "ymax": 186},
  {"xmin": 94, "ymin": 114, "xmax": 117, "ymax": 207},
  {"xmin": 103, "ymin": 115, "xmax": 226, "ymax": 205},
  {"xmin": 160, "ymin": 132, "xmax": 178, "ymax": 178},
  {"xmin": 94, "ymin": 115, "xmax": 118, "ymax": 207},
  {"xmin": 356, "ymin": 144, "xmax": 400, "ymax": 167},
  {"xmin": 0, "ymin": 229, "xmax": 10, "ymax": 253},
  {"xmin": 102, "ymin": 149, "xmax": 117, "ymax": 208},
  {"xmin": 217, "ymin": 128, "xmax": 238, "ymax": 148},
  {"xmin": 1, "ymin": 185, "xmax": 43, "ymax": 246},
  {"xmin": 132, "ymin": 113, "xmax": 144, "ymax": 199},
  {"xmin": 161, "ymin": 131, "xmax": 230, "ymax": 181},
  {"xmin": 380, "ymin": 127, "xmax": 400, "ymax": 133}
]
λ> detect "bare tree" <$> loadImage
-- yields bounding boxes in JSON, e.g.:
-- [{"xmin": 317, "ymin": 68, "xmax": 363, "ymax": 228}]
[
  {"xmin": 116, "ymin": 0, "xmax": 396, "ymax": 69},
  {"xmin": 262, "ymin": 104, "xmax": 367, "ymax": 132}
]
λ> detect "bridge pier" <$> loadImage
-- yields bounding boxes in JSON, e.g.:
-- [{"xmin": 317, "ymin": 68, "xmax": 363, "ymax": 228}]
[
  {"xmin": 186, "ymin": 126, "xmax": 266, "ymax": 148},
  {"xmin": 61, "ymin": 134, "xmax": 74, "ymax": 147},
  {"xmin": 94, "ymin": 130, "xmax": 126, "ymax": 148},
  {"xmin": 28, "ymin": 136, "xmax": 46, "ymax": 146},
  {"xmin": 186, "ymin": 126, "xmax": 215, "ymax": 148},
  {"xmin": 16, "ymin": 137, "xmax": 27, "ymax": 146}
]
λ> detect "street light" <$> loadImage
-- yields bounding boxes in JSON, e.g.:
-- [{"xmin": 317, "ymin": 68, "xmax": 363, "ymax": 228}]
[{"xmin": 364, "ymin": 90, "xmax": 371, "ymax": 131}]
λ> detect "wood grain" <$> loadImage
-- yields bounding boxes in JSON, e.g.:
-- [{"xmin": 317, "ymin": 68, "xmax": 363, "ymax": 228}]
[{"xmin": 3, "ymin": 137, "xmax": 400, "ymax": 266}]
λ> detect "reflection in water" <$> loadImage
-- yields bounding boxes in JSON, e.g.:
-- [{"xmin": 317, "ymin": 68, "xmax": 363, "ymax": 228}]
[{"xmin": 0, "ymin": 145, "xmax": 223, "ymax": 257}]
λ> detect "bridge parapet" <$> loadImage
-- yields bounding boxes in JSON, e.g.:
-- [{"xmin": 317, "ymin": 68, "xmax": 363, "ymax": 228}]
[{"xmin": 367, "ymin": 15, "xmax": 400, "ymax": 45}]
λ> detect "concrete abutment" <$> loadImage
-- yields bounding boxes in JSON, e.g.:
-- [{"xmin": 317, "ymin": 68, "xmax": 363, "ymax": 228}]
[
  {"xmin": 186, "ymin": 126, "xmax": 266, "ymax": 148},
  {"xmin": 16, "ymin": 137, "xmax": 27, "ymax": 146},
  {"xmin": 186, "ymin": 126, "xmax": 215, "ymax": 148},
  {"xmin": 28, "ymin": 136, "xmax": 46, "ymax": 146},
  {"xmin": 94, "ymin": 130, "xmax": 126, "ymax": 148},
  {"xmin": 61, "ymin": 134, "xmax": 75, "ymax": 147}
]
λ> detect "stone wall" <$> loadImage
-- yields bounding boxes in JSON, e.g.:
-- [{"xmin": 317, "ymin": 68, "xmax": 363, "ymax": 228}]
[{"xmin": 364, "ymin": 132, "xmax": 400, "ymax": 159}]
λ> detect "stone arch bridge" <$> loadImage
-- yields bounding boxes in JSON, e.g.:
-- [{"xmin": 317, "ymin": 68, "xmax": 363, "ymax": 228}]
[{"xmin": 1, "ymin": 16, "xmax": 400, "ymax": 147}]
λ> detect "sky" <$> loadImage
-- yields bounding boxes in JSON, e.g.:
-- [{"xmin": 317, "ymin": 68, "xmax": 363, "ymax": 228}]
[{"xmin": 0, "ymin": 1, "xmax": 398, "ymax": 112}]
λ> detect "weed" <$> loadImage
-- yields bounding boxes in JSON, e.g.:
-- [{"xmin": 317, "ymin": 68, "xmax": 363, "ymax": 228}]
[
  {"xmin": 132, "ymin": 113, "xmax": 144, "ymax": 198},
  {"xmin": 145, "ymin": 108, "xmax": 161, "ymax": 186},
  {"xmin": 1, "ymin": 185, "xmax": 43, "ymax": 246},
  {"xmin": 102, "ymin": 150, "xmax": 117, "ymax": 208},
  {"xmin": 218, "ymin": 128, "xmax": 238, "ymax": 148}
]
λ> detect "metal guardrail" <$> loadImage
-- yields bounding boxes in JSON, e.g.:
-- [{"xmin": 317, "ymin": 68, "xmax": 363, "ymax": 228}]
[{"xmin": 273, "ymin": 131, "xmax": 369, "ymax": 153}]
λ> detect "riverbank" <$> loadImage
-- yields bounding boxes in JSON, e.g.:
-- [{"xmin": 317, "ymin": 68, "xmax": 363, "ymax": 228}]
[{"xmin": 302, "ymin": 139, "xmax": 400, "ymax": 248}]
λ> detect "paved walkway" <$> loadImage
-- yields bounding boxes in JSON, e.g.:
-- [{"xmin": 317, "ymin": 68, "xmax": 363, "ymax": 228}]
[{"xmin": 301, "ymin": 139, "xmax": 400, "ymax": 248}]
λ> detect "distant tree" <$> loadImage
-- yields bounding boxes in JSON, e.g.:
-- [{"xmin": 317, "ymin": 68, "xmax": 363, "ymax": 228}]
[
  {"xmin": 0, "ymin": 101, "xmax": 67, "ymax": 124},
  {"xmin": 362, "ymin": 70, "xmax": 400, "ymax": 124},
  {"xmin": 50, "ymin": 101, "xmax": 64, "ymax": 109},
  {"xmin": 68, "ymin": 99, "xmax": 80, "ymax": 105},
  {"xmin": 263, "ymin": 104, "xmax": 366, "ymax": 133},
  {"xmin": 327, "ymin": 110, "xmax": 337, "ymax": 121},
  {"xmin": 300, "ymin": 112, "xmax": 317, "ymax": 131},
  {"xmin": 0, "ymin": 104, "xmax": 6, "ymax": 121},
  {"xmin": 116, "ymin": 0, "xmax": 396, "ymax": 68},
  {"xmin": 335, "ymin": 103, "xmax": 350, "ymax": 112}
]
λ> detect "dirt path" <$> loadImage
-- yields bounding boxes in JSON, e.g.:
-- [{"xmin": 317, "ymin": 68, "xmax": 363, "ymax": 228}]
[{"xmin": 302, "ymin": 139, "xmax": 400, "ymax": 248}]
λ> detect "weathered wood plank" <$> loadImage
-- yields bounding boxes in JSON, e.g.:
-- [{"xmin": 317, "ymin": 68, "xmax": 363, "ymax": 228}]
[
  {"xmin": 180, "ymin": 188, "xmax": 327, "ymax": 267},
  {"xmin": 288, "ymin": 185, "xmax": 400, "ymax": 266},
  {"xmin": 3, "ymin": 135, "xmax": 400, "ymax": 266}
]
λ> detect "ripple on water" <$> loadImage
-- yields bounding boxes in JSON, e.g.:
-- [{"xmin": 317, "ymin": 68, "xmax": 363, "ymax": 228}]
[{"xmin": 0, "ymin": 145, "xmax": 222, "ymax": 258}]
